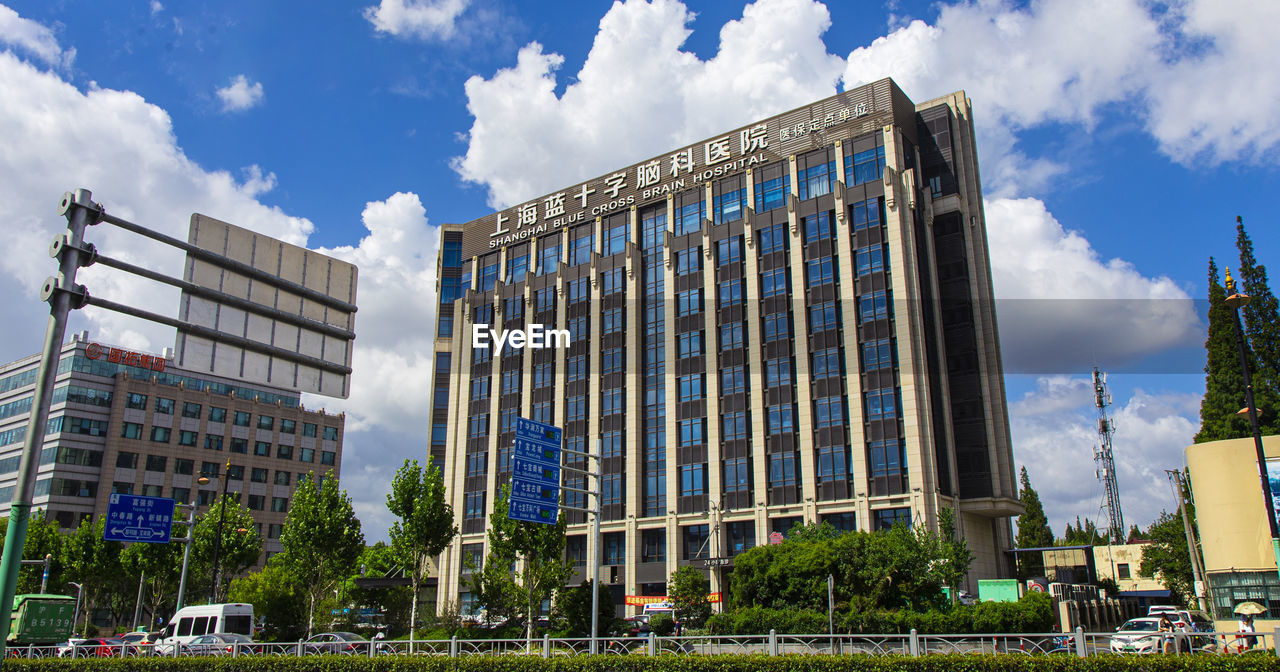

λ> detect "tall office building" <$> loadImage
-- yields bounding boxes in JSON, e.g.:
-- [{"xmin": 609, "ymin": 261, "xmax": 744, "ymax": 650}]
[
  {"xmin": 431, "ymin": 79, "xmax": 1021, "ymax": 613},
  {"xmin": 0, "ymin": 334, "xmax": 345, "ymax": 566}
]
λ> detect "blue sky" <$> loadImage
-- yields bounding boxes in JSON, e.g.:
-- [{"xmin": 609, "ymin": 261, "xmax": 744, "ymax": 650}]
[{"xmin": 0, "ymin": 0, "xmax": 1276, "ymax": 542}]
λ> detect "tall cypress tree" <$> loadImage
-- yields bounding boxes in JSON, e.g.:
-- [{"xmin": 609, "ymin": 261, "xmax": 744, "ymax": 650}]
[
  {"xmin": 1016, "ymin": 466, "xmax": 1054, "ymax": 548},
  {"xmin": 1236, "ymin": 220, "xmax": 1280, "ymax": 434},
  {"xmin": 1196, "ymin": 257, "xmax": 1252, "ymax": 442}
]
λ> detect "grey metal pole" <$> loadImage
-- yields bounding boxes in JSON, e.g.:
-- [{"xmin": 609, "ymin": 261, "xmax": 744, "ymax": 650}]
[
  {"xmin": 175, "ymin": 502, "xmax": 196, "ymax": 611},
  {"xmin": 827, "ymin": 574, "xmax": 835, "ymax": 636},
  {"xmin": 132, "ymin": 571, "xmax": 145, "ymax": 631},
  {"xmin": 590, "ymin": 438, "xmax": 600, "ymax": 655},
  {"xmin": 0, "ymin": 189, "xmax": 95, "ymax": 658},
  {"xmin": 41, "ymin": 554, "xmax": 51, "ymax": 594},
  {"xmin": 68, "ymin": 582, "xmax": 82, "ymax": 638}
]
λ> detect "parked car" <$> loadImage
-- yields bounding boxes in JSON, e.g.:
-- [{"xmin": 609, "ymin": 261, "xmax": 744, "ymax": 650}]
[
  {"xmin": 1147, "ymin": 606, "xmax": 1179, "ymax": 617},
  {"xmin": 155, "ymin": 603, "xmax": 255, "ymax": 655},
  {"xmin": 1110, "ymin": 617, "xmax": 1165, "ymax": 654},
  {"xmin": 624, "ymin": 615, "xmax": 651, "ymax": 637},
  {"xmin": 183, "ymin": 633, "xmax": 258, "ymax": 656},
  {"xmin": 304, "ymin": 631, "xmax": 371, "ymax": 655},
  {"xmin": 56, "ymin": 638, "xmax": 137, "ymax": 658}
]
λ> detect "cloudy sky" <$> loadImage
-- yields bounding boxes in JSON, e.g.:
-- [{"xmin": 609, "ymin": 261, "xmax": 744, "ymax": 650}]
[{"xmin": 1, "ymin": 0, "xmax": 1276, "ymax": 542}]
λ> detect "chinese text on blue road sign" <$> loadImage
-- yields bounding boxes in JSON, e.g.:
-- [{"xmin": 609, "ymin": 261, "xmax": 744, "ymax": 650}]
[
  {"xmin": 508, "ymin": 418, "xmax": 562, "ymax": 525},
  {"xmin": 104, "ymin": 494, "xmax": 176, "ymax": 543}
]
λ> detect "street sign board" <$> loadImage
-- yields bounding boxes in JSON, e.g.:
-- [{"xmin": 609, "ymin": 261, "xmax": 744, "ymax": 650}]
[
  {"xmin": 515, "ymin": 417, "xmax": 561, "ymax": 446},
  {"xmin": 513, "ymin": 437, "xmax": 560, "ymax": 465},
  {"xmin": 104, "ymin": 494, "xmax": 175, "ymax": 544},
  {"xmin": 175, "ymin": 214, "xmax": 358, "ymax": 399},
  {"xmin": 507, "ymin": 497, "xmax": 559, "ymax": 524},
  {"xmin": 512, "ymin": 459, "xmax": 560, "ymax": 487},
  {"xmin": 511, "ymin": 479, "xmax": 559, "ymax": 504}
]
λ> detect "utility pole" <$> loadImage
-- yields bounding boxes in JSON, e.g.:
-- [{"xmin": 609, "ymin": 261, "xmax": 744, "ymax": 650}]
[
  {"xmin": 174, "ymin": 502, "xmax": 197, "ymax": 611},
  {"xmin": 1166, "ymin": 470, "xmax": 1209, "ymax": 612}
]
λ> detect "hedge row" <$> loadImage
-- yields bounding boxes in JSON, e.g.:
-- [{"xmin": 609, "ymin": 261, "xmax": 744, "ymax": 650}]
[
  {"xmin": 706, "ymin": 594, "xmax": 1055, "ymax": 635},
  {"xmin": 5, "ymin": 653, "xmax": 1280, "ymax": 672}
]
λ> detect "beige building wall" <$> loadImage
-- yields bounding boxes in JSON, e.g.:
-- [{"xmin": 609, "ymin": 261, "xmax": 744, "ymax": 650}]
[{"xmin": 1092, "ymin": 543, "xmax": 1163, "ymax": 593}]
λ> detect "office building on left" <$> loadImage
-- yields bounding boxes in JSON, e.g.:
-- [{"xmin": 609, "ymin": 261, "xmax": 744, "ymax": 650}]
[{"xmin": 0, "ymin": 332, "xmax": 345, "ymax": 567}]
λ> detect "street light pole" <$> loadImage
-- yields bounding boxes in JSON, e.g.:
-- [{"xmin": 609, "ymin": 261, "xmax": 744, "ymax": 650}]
[
  {"xmin": 175, "ymin": 501, "xmax": 196, "ymax": 611},
  {"xmin": 1224, "ymin": 268, "xmax": 1280, "ymax": 583},
  {"xmin": 67, "ymin": 582, "xmax": 83, "ymax": 637},
  {"xmin": 208, "ymin": 458, "xmax": 232, "ymax": 603}
]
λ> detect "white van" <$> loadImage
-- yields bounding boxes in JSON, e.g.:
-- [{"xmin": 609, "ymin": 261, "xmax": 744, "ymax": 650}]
[{"xmin": 156, "ymin": 603, "xmax": 255, "ymax": 653}]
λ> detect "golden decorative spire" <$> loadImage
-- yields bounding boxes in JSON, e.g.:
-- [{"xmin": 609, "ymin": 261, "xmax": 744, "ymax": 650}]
[{"xmin": 1225, "ymin": 266, "xmax": 1236, "ymax": 294}]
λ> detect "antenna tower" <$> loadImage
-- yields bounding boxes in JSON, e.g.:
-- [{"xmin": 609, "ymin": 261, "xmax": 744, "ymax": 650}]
[{"xmin": 1093, "ymin": 367, "xmax": 1125, "ymax": 543}]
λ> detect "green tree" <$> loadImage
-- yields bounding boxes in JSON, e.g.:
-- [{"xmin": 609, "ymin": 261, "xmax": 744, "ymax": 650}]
[
  {"xmin": 1236, "ymin": 220, "xmax": 1280, "ymax": 434},
  {"xmin": 550, "ymin": 579, "xmax": 616, "ymax": 637},
  {"xmin": 342, "ymin": 543, "xmax": 413, "ymax": 636},
  {"xmin": 471, "ymin": 484, "xmax": 573, "ymax": 640},
  {"xmin": 1139, "ymin": 510, "xmax": 1196, "ymax": 607},
  {"xmin": 1015, "ymin": 467, "xmax": 1053, "ymax": 549},
  {"xmin": 190, "ymin": 494, "xmax": 262, "ymax": 603},
  {"xmin": 277, "ymin": 471, "xmax": 365, "ymax": 637},
  {"xmin": 385, "ymin": 458, "xmax": 457, "ymax": 635},
  {"xmin": 1196, "ymin": 258, "xmax": 1252, "ymax": 442},
  {"xmin": 228, "ymin": 559, "xmax": 306, "ymax": 641},
  {"xmin": 60, "ymin": 516, "xmax": 124, "ymax": 634},
  {"xmin": 668, "ymin": 566, "xmax": 712, "ymax": 628},
  {"xmin": 936, "ymin": 508, "xmax": 974, "ymax": 594},
  {"xmin": 0, "ymin": 511, "xmax": 66, "ymax": 595},
  {"xmin": 1061, "ymin": 516, "xmax": 1107, "ymax": 546}
]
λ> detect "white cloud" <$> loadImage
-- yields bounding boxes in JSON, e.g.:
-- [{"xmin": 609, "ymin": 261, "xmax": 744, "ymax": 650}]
[
  {"xmin": 452, "ymin": 0, "xmax": 844, "ymax": 208},
  {"xmin": 150, "ymin": 1, "xmax": 163, "ymax": 16},
  {"xmin": 215, "ymin": 74, "xmax": 264, "ymax": 113},
  {"xmin": 364, "ymin": 0, "xmax": 469, "ymax": 41},
  {"xmin": 985, "ymin": 197, "xmax": 1202, "ymax": 373},
  {"xmin": 1011, "ymin": 376, "xmax": 1201, "ymax": 537},
  {"xmin": 0, "ymin": 4, "xmax": 74, "ymax": 69}
]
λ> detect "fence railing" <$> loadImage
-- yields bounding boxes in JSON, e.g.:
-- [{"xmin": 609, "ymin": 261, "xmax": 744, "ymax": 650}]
[{"xmin": 7, "ymin": 629, "xmax": 1279, "ymax": 660}]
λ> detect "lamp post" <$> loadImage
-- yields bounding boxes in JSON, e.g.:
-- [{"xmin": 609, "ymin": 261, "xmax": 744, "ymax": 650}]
[
  {"xmin": 67, "ymin": 582, "xmax": 83, "ymax": 637},
  {"xmin": 201, "ymin": 457, "xmax": 233, "ymax": 604},
  {"xmin": 1223, "ymin": 268, "xmax": 1280, "ymax": 585}
]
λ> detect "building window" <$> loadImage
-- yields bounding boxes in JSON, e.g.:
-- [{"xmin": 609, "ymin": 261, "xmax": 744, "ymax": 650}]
[
  {"xmin": 566, "ymin": 396, "xmax": 586, "ymax": 423},
  {"xmin": 862, "ymin": 338, "xmax": 896, "ymax": 371},
  {"xmin": 812, "ymin": 347, "xmax": 841, "ymax": 379},
  {"xmin": 172, "ymin": 487, "xmax": 190, "ymax": 502},
  {"xmin": 209, "ymin": 407, "xmax": 227, "ymax": 423},
  {"xmin": 478, "ymin": 258, "xmax": 499, "ymax": 292},
  {"xmin": 274, "ymin": 471, "xmax": 291, "ymax": 486},
  {"xmin": 569, "ymin": 226, "xmax": 594, "ymax": 266},
  {"xmin": 806, "ymin": 256, "xmax": 837, "ymax": 286},
  {"xmin": 602, "ymin": 348, "xmax": 623, "ymax": 375},
  {"xmin": 121, "ymin": 422, "xmax": 143, "ymax": 440},
  {"xmin": 865, "ymin": 388, "xmax": 901, "ymax": 422},
  {"xmin": 255, "ymin": 441, "xmax": 271, "ymax": 457},
  {"xmin": 809, "ymin": 301, "xmax": 839, "ymax": 331},
  {"xmin": 506, "ymin": 251, "xmax": 528, "ymax": 283},
  {"xmin": 676, "ymin": 289, "xmax": 702, "ymax": 317},
  {"xmin": 765, "ymin": 358, "xmax": 792, "ymax": 388},
  {"xmin": 256, "ymin": 415, "xmax": 274, "ymax": 431},
  {"xmin": 464, "ymin": 492, "xmax": 485, "ymax": 520},
  {"xmin": 727, "ymin": 521, "xmax": 756, "ymax": 556},
  {"xmin": 678, "ymin": 374, "xmax": 704, "ymax": 403},
  {"xmin": 674, "ymin": 191, "xmax": 704, "ymax": 236},
  {"xmin": 113, "ymin": 482, "xmax": 134, "ymax": 495},
  {"xmin": 721, "ymin": 366, "xmax": 745, "ymax": 395},
  {"xmin": 814, "ymin": 397, "xmax": 845, "ymax": 428},
  {"xmin": 724, "ymin": 457, "xmax": 750, "ymax": 493},
  {"xmin": 277, "ymin": 445, "xmax": 294, "ymax": 460},
  {"xmin": 823, "ymin": 512, "xmax": 856, "ymax": 533},
  {"xmin": 851, "ymin": 197, "xmax": 883, "ymax": 232},
  {"xmin": 679, "ymin": 463, "xmax": 706, "ymax": 497},
  {"xmin": 856, "ymin": 243, "xmax": 887, "ymax": 276},
  {"xmin": 804, "ymin": 211, "xmax": 834, "ymax": 243},
  {"xmin": 769, "ymin": 451, "xmax": 798, "ymax": 489},
  {"xmin": 503, "ymin": 297, "xmax": 524, "ymax": 323},
  {"xmin": 200, "ymin": 461, "xmax": 220, "ymax": 477},
  {"xmin": 869, "ymin": 439, "xmax": 906, "ymax": 494},
  {"xmin": 534, "ymin": 286, "xmax": 555, "ymax": 313},
  {"xmin": 247, "ymin": 494, "xmax": 264, "ymax": 510},
  {"xmin": 601, "ymin": 431, "xmax": 623, "ymax": 458},
  {"xmin": 272, "ymin": 497, "xmax": 289, "ymax": 513},
  {"xmin": 538, "ymin": 236, "xmax": 561, "ymax": 275},
  {"xmin": 682, "ymin": 524, "xmax": 710, "ymax": 560},
  {"xmin": 817, "ymin": 445, "xmax": 849, "ymax": 483},
  {"xmin": 602, "ymin": 388, "xmax": 623, "ymax": 416},
  {"xmin": 174, "ymin": 459, "xmax": 193, "ymax": 475},
  {"xmin": 602, "ymin": 473, "xmax": 623, "ymax": 506},
  {"xmin": 758, "ymin": 223, "xmax": 787, "ymax": 255},
  {"xmin": 848, "ymin": 146, "xmax": 886, "ymax": 186},
  {"xmin": 567, "ymin": 277, "xmax": 588, "ymax": 304},
  {"xmin": 767, "ymin": 404, "xmax": 795, "ymax": 435},
  {"xmin": 716, "ymin": 237, "xmax": 741, "ymax": 266},
  {"xmin": 116, "ymin": 452, "xmax": 138, "ymax": 469},
  {"xmin": 713, "ymin": 176, "xmax": 745, "ymax": 226},
  {"xmin": 139, "ymin": 484, "xmax": 161, "ymax": 497},
  {"xmin": 641, "ymin": 529, "xmax": 666, "ymax": 563},
  {"xmin": 155, "ymin": 397, "xmax": 175, "ymax": 415},
  {"xmin": 279, "ymin": 418, "xmax": 296, "ymax": 435},
  {"xmin": 533, "ymin": 363, "xmax": 552, "ymax": 389},
  {"xmin": 303, "ymin": 422, "xmax": 317, "ymax": 438},
  {"xmin": 233, "ymin": 411, "xmax": 251, "ymax": 427},
  {"xmin": 754, "ymin": 165, "xmax": 789, "ymax": 213},
  {"xmin": 720, "ymin": 322, "xmax": 744, "ymax": 350},
  {"xmin": 604, "ymin": 221, "xmax": 629, "ymax": 256},
  {"xmin": 251, "ymin": 468, "xmax": 268, "ymax": 483},
  {"xmin": 602, "ymin": 307, "xmax": 624, "ymax": 335},
  {"xmin": 1117, "ymin": 564, "xmax": 1131, "ymax": 580},
  {"xmin": 323, "ymin": 426, "xmax": 339, "ymax": 441},
  {"xmin": 761, "ymin": 268, "xmax": 787, "ymax": 298},
  {"xmin": 126, "ymin": 393, "xmax": 147, "ymax": 410},
  {"xmin": 721, "ymin": 411, "xmax": 748, "ymax": 441},
  {"xmin": 564, "ymin": 537, "xmax": 584, "ymax": 568},
  {"xmin": 874, "ymin": 507, "xmax": 911, "ymax": 531},
  {"xmin": 145, "ymin": 455, "xmax": 167, "ymax": 472},
  {"xmin": 227, "ymin": 465, "xmax": 244, "ymax": 480},
  {"xmin": 567, "ymin": 355, "xmax": 586, "ymax": 382},
  {"xmin": 150, "ymin": 427, "xmax": 171, "ymax": 443},
  {"xmin": 178, "ymin": 430, "xmax": 199, "ymax": 447},
  {"xmin": 501, "ymin": 370, "xmax": 519, "ymax": 396},
  {"xmin": 471, "ymin": 377, "xmax": 490, "ymax": 401},
  {"xmin": 798, "ymin": 150, "xmax": 835, "ymax": 200},
  {"xmin": 678, "ymin": 418, "xmax": 704, "ymax": 447},
  {"xmin": 718, "ymin": 279, "xmax": 743, "ymax": 307},
  {"xmin": 532, "ymin": 401, "xmax": 551, "ymax": 424},
  {"xmin": 603, "ymin": 532, "xmax": 625, "ymax": 565},
  {"xmin": 181, "ymin": 402, "xmax": 202, "ymax": 419},
  {"xmin": 220, "ymin": 436, "xmax": 239, "ymax": 453},
  {"xmin": 675, "ymin": 249, "xmax": 700, "ymax": 276},
  {"xmin": 321, "ymin": 451, "xmax": 335, "ymax": 465}
]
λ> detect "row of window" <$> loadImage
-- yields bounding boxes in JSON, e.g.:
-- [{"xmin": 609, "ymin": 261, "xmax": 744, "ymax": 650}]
[
  {"xmin": 117, "ymin": 424, "xmax": 336, "ymax": 464},
  {"xmin": 121, "ymin": 394, "xmax": 335, "ymax": 438}
]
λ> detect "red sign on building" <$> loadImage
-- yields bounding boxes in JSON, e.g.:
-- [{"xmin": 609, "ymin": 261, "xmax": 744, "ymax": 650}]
[{"xmin": 85, "ymin": 342, "xmax": 166, "ymax": 372}]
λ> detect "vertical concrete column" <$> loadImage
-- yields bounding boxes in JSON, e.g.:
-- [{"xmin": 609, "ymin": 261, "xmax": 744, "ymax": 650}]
[
  {"xmin": 741, "ymin": 169, "xmax": 770, "ymax": 544},
  {"xmin": 785, "ymin": 155, "xmax": 818, "ymax": 513}
]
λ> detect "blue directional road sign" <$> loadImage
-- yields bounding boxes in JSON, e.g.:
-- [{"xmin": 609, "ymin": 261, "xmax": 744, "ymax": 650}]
[
  {"xmin": 104, "ymin": 494, "xmax": 176, "ymax": 543},
  {"xmin": 509, "ymin": 417, "xmax": 563, "ymax": 525},
  {"xmin": 508, "ymin": 497, "xmax": 559, "ymax": 524}
]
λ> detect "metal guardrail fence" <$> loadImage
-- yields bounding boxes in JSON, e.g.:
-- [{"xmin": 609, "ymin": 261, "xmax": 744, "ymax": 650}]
[{"xmin": 7, "ymin": 629, "xmax": 1280, "ymax": 660}]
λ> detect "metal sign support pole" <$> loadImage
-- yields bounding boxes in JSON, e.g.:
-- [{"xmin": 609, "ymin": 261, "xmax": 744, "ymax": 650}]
[
  {"xmin": 175, "ymin": 502, "xmax": 196, "ymax": 611},
  {"xmin": 590, "ymin": 498, "xmax": 600, "ymax": 655},
  {"xmin": 0, "ymin": 190, "xmax": 95, "ymax": 657}
]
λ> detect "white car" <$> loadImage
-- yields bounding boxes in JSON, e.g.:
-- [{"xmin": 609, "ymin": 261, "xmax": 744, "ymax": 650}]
[{"xmin": 1110, "ymin": 617, "xmax": 1166, "ymax": 654}]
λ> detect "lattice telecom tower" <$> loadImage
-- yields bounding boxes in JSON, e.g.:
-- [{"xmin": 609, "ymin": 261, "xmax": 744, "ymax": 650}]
[{"xmin": 1093, "ymin": 367, "xmax": 1125, "ymax": 543}]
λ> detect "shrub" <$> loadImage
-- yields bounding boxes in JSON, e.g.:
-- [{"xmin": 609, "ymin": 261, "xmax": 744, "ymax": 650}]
[
  {"xmin": 649, "ymin": 613, "xmax": 676, "ymax": 636},
  {"xmin": 706, "ymin": 607, "xmax": 830, "ymax": 635},
  {"xmin": 841, "ymin": 592, "xmax": 1054, "ymax": 634}
]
